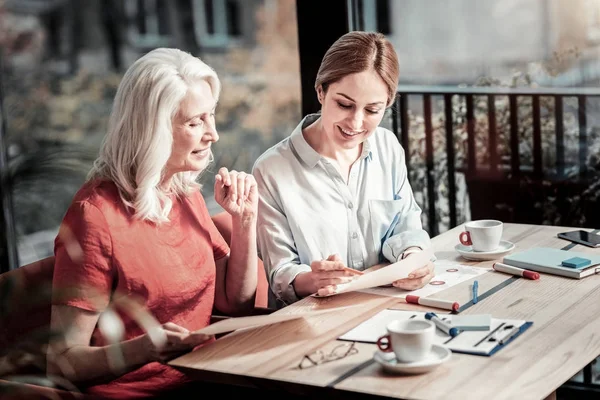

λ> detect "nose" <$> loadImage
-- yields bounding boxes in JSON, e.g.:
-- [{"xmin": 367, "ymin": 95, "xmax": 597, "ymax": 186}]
[
  {"xmin": 349, "ymin": 110, "xmax": 364, "ymax": 131},
  {"xmin": 203, "ymin": 120, "xmax": 219, "ymax": 143}
]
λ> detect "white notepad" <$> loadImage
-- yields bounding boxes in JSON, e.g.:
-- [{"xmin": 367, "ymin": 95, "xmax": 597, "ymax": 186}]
[
  {"xmin": 338, "ymin": 309, "xmax": 532, "ymax": 357},
  {"xmin": 451, "ymin": 314, "xmax": 491, "ymax": 331}
]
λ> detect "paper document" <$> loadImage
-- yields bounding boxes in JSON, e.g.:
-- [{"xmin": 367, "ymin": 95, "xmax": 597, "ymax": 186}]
[
  {"xmin": 360, "ymin": 260, "xmax": 490, "ymax": 298},
  {"xmin": 313, "ymin": 250, "xmax": 433, "ymax": 297},
  {"xmin": 194, "ymin": 306, "xmax": 357, "ymax": 336}
]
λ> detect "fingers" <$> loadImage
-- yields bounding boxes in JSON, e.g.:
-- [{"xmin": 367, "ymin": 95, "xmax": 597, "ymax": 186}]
[
  {"xmin": 318, "ymin": 275, "xmax": 355, "ymax": 287},
  {"xmin": 236, "ymin": 172, "xmax": 246, "ymax": 206},
  {"xmin": 327, "ymin": 254, "xmax": 343, "ymax": 262},
  {"xmin": 317, "ymin": 285, "xmax": 337, "ymax": 297},
  {"xmin": 182, "ymin": 332, "xmax": 213, "ymax": 346},
  {"xmin": 393, "ymin": 268, "xmax": 435, "ymax": 290},
  {"xmin": 310, "ymin": 258, "xmax": 346, "ymax": 272},
  {"xmin": 408, "ymin": 265, "xmax": 430, "ymax": 279},
  {"xmin": 216, "ymin": 167, "xmax": 231, "ymax": 186},
  {"xmin": 162, "ymin": 322, "xmax": 189, "ymax": 334},
  {"xmin": 215, "ymin": 168, "xmax": 256, "ymax": 207}
]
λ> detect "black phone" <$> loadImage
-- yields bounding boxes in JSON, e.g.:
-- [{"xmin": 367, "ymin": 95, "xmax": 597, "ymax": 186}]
[{"xmin": 557, "ymin": 230, "xmax": 600, "ymax": 248}]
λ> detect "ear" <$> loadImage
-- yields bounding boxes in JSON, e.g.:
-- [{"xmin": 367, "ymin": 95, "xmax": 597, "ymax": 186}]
[{"xmin": 316, "ymin": 86, "xmax": 324, "ymax": 104}]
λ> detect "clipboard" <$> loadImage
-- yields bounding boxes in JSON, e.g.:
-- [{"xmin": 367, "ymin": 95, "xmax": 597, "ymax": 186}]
[{"xmin": 338, "ymin": 309, "xmax": 532, "ymax": 357}]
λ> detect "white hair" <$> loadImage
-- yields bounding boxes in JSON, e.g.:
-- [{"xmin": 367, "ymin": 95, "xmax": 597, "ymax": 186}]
[{"xmin": 88, "ymin": 48, "xmax": 221, "ymax": 223}]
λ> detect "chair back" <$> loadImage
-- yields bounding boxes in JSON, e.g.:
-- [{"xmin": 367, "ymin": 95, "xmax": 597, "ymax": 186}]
[{"xmin": 0, "ymin": 256, "xmax": 55, "ymax": 375}]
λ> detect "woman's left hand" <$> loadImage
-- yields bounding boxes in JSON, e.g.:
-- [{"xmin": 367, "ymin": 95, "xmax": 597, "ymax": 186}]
[
  {"xmin": 392, "ymin": 256, "xmax": 435, "ymax": 291},
  {"xmin": 214, "ymin": 167, "xmax": 258, "ymax": 217}
]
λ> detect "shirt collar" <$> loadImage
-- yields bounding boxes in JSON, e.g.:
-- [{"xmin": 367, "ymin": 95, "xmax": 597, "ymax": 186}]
[
  {"xmin": 290, "ymin": 113, "xmax": 377, "ymax": 167},
  {"xmin": 290, "ymin": 114, "xmax": 324, "ymax": 168}
]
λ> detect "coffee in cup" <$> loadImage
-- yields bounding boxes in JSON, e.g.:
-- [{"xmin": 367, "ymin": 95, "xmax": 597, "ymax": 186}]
[
  {"xmin": 459, "ymin": 219, "xmax": 503, "ymax": 252},
  {"xmin": 376, "ymin": 319, "xmax": 435, "ymax": 363}
]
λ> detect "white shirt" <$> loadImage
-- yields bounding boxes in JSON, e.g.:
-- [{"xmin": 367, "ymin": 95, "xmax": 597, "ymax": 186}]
[{"xmin": 252, "ymin": 114, "xmax": 431, "ymax": 307}]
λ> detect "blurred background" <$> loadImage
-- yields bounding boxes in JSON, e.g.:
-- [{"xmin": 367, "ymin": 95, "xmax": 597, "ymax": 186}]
[{"xmin": 1, "ymin": 0, "xmax": 599, "ymax": 273}]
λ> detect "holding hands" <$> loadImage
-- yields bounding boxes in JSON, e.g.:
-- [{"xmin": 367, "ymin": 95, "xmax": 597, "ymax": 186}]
[{"xmin": 214, "ymin": 167, "xmax": 258, "ymax": 217}]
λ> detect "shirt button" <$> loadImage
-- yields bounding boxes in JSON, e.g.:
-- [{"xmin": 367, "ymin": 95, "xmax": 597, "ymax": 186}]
[
  {"xmin": 352, "ymin": 232, "xmax": 358, "ymax": 239},
  {"xmin": 348, "ymin": 202, "xmax": 354, "ymax": 209}
]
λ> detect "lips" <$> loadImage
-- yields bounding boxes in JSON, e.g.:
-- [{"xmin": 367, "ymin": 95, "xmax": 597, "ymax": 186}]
[
  {"xmin": 338, "ymin": 126, "xmax": 365, "ymax": 137},
  {"xmin": 192, "ymin": 148, "xmax": 210, "ymax": 156}
]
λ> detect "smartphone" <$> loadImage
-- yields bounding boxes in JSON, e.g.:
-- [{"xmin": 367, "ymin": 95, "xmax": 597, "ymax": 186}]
[{"xmin": 557, "ymin": 230, "xmax": 600, "ymax": 248}]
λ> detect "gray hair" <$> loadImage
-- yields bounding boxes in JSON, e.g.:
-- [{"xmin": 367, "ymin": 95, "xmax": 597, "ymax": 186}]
[{"xmin": 88, "ymin": 48, "xmax": 221, "ymax": 223}]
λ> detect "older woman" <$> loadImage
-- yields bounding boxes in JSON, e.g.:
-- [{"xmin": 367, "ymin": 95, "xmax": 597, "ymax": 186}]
[
  {"xmin": 253, "ymin": 31, "xmax": 434, "ymax": 307},
  {"xmin": 48, "ymin": 48, "xmax": 258, "ymax": 398}
]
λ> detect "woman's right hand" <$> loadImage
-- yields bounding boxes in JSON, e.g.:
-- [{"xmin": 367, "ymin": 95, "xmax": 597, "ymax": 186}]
[
  {"xmin": 294, "ymin": 254, "xmax": 359, "ymax": 297},
  {"xmin": 144, "ymin": 322, "xmax": 212, "ymax": 363}
]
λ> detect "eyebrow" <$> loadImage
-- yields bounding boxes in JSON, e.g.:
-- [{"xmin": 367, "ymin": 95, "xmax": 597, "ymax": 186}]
[
  {"xmin": 183, "ymin": 103, "xmax": 218, "ymax": 121},
  {"xmin": 336, "ymin": 93, "xmax": 385, "ymax": 106}
]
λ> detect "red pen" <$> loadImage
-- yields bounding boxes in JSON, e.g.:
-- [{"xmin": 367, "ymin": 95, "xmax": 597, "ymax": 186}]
[{"xmin": 493, "ymin": 262, "xmax": 540, "ymax": 280}]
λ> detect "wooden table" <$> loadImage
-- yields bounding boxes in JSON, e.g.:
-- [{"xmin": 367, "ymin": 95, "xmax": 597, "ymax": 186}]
[{"xmin": 170, "ymin": 223, "xmax": 600, "ymax": 400}]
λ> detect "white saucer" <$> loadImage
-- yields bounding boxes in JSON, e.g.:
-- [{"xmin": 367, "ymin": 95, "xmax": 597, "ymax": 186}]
[
  {"xmin": 455, "ymin": 240, "xmax": 515, "ymax": 261},
  {"xmin": 373, "ymin": 344, "xmax": 451, "ymax": 375}
]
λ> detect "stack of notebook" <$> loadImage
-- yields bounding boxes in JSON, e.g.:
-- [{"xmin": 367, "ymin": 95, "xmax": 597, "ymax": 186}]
[{"xmin": 502, "ymin": 248, "xmax": 600, "ymax": 279}]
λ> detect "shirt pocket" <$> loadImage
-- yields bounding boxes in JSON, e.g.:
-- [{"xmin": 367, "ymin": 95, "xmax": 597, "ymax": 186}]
[{"xmin": 368, "ymin": 199, "xmax": 403, "ymax": 253}]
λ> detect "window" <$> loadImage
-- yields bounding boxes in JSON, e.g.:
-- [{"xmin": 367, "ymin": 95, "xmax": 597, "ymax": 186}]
[
  {"xmin": 0, "ymin": 0, "xmax": 301, "ymax": 267},
  {"xmin": 192, "ymin": 0, "xmax": 248, "ymax": 49}
]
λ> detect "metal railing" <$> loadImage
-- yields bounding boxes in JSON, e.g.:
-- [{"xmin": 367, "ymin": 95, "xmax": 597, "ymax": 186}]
[{"xmin": 391, "ymin": 85, "xmax": 600, "ymax": 236}]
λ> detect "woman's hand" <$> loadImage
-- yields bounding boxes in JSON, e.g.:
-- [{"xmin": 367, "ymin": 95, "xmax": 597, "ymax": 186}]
[
  {"xmin": 392, "ymin": 255, "xmax": 435, "ymax": 290},
  {"xmin": 144, "ymin": 322, "xmax": 212, "ymax": 363},
  {"xmin": 214, "ymin": 167, "xmax": 258, "ymax": 218},
  {"xmin": 303, "ymin": 254, "xmax": 360, "ymax": 297}
]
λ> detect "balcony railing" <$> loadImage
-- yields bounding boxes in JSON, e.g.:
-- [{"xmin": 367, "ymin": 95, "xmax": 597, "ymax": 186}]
[{"xmin": 390, "ymin": 85, "xmax": 600, "ymax": 237}]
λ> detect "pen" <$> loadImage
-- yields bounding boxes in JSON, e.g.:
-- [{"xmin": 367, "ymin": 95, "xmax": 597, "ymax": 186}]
[
  {"xmin": 405, "ymin": 295, "xmax": 460, "ymax": 312},
  {"xmin": 493, "ymin": 262, "xmax": 540, "ymax": 280},
  {"xmin": 472, "ymin": 280, "xmax": 479, "ymax": 304},
  {"xmin": 425, "ymin": 312, "xmax": 459, "ymax": 337}
]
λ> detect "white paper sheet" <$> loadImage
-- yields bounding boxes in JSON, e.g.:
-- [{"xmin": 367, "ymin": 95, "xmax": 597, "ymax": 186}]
[
  {"xmin": 194, "ymin": 305, "xmax": 359, "ymax": 335},
  {"xmin": 359, "ymin": 260, "xmax": 490, "ymax": 298},
  {"xmin": 312, "ymin": 250, "xmax": 433, "ymax": 298}
]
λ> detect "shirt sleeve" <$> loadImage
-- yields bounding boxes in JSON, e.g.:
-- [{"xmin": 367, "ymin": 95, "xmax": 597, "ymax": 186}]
[
  {"xmin": 381, "ymin": 141, "xmax": 433, "ymax": 263},
  {"xmin": 53, "ymin": 200, "xmax": 114, "ymax": 312},
  {"xmin": 253, "ymin": 162, "xmax": 311, "ymax": 306}
]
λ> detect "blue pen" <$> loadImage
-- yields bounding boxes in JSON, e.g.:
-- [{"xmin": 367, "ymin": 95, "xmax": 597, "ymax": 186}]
[
  {"xmin": 472, "ymin": 280, "xmax": 479, "ymax": 304},
  {"xmin": 425, "ymin": 312, "xmax": 459, "ymax": 337}
]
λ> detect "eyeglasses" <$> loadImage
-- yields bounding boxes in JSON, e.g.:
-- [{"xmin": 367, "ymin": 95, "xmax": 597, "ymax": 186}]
[{"xmin": 297, "ymin": 342, "xmax": 358, "ymax": 370}]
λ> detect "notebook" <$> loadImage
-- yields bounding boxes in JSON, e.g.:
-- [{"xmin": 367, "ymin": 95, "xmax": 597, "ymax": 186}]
[
  {"xmin": 338, "ymin": 309, "xmax": 532, "ymax": 357},
  {"xmin": 503, "ymin": 248, "xmax": 600, "ymax": 279}
]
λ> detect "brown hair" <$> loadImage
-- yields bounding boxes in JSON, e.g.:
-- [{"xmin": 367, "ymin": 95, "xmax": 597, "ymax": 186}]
[{"xmin": 315, "ymin": 31, "xmax": 400, "ymax": 107}]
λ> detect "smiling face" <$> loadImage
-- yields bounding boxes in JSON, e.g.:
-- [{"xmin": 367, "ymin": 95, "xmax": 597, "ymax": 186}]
[
  {"xmin": 318, "ymin": 69, "xmax": 388, "ymax": 151},
  {"xmin": 164, "ymin": 80, "xmax": 218, "ymax": 181}
]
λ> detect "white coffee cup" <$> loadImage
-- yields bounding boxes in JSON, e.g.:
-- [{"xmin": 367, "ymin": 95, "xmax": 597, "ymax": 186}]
[
  {"xmin": 459, "ymin": 219, "xmax": 503, "ymax": 252},
  {"xmin": 376, "ymin": 319, "xmax": 435, "ymax": 363}
]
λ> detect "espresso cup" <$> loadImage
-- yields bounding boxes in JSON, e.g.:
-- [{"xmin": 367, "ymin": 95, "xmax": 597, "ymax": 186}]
[
  {"xmin": 459, "ymin": 219, "xmax": 503, "ymax": 252},
  {"xmin": 376, "ymin": 319, "xmax": 435, "ymax": 363}
]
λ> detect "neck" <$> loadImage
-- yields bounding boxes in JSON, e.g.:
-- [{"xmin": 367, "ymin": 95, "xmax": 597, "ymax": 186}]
[
  {"xmin": 160, "ymin": 173, "xmax": 174, "ymax": 192},
  {"xmin": 304, "ymin": 118, "xmax": 361, "ymax": 163}
]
